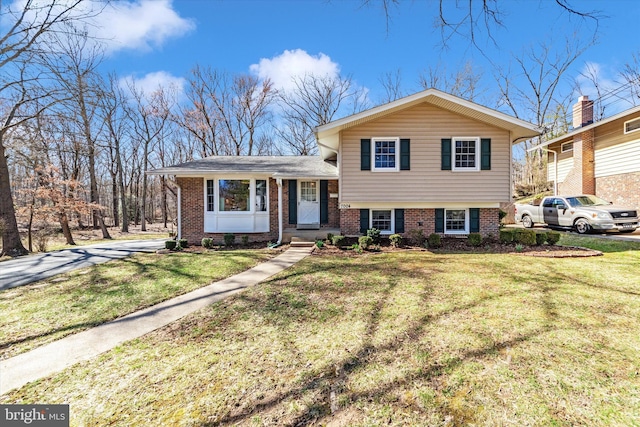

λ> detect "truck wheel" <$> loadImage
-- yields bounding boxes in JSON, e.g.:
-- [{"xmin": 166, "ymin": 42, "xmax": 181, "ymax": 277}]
[
  {"xmin": 574, "ymin": 218, "xmax": 591, "ymax": 234},
  {"xmin": 521, "ymin": 215, "xmax": 534, "ymax": 228}
]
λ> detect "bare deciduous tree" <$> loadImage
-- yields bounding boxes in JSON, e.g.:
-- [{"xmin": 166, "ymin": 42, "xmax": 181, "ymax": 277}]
[
  {"xmin": 418, "ymin": 61, "xmax": 484, "ymax": 101},
  {"xmin": 277, "ymin": 74, "xmax": 368, "ymax": 155},
  {"xmin": 497, "ymin": 38, "xmax": 591, "ymax": 196},
  {"xmin": 0, "ymin": 0, "xmax": 101, "ymax": 256}
]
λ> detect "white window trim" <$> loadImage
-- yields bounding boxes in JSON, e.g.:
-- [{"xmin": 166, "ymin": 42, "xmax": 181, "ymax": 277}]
[
  {"xmin": 370, "ymin": 208, "xmax": 395, "ymax": 235},
  {"xmin": 204, "ymin": 177, "xmax": 269, "ymax": 214},
  {"xmin": 371, "ymin": 137, "xmax": 400, "ymax": 172},
  {"xmin": 452, "ymin": 137, "xmax": 480, "ymax": 172},
  {"xmin": 561, "ymin": 141, "xmax": 574, "ymax": 153},
  {"xmin": 444, "ymin": 208, "xmax": 469, "ymax": 234},
  {"xmin": 624, "ymin": 117, "xmax": 640, "ymax": 134}
]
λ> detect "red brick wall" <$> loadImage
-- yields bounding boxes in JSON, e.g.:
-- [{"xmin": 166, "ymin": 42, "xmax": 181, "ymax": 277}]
[
  {"xmin": 177, "ymin": 177, "xmax": 279, "ymax": 245},
  {"xmin": 325, "ymin": 180, "xmax": 340, "ymax": 229},
  {"xmin": 403, "ymin": 208, "xmax": 436, "ymax": 235},
  {"xmin": 596, "ymin": 172, "xmax": 640, "ymax": 209},
  {"xmin": 480, "ymin": 208, "xmax": 500, "ymax": 235},
  {"xmin": 340, "ymin": 209, "xmax": 360, "ymax": 236},
  {"xmin": 558, "ymin": 129, "xmax": 596, "ymax": 196},
  {"xmin": 340, "ymin": 207, "xmax": 500, "ymax": 237},
  {"xmin": 178, "ymin": 177, "xmax": 339, "ymax": 245},
  {"xmin": 178, "ymin": 177, "xmax": 204, "ymax": 244}
]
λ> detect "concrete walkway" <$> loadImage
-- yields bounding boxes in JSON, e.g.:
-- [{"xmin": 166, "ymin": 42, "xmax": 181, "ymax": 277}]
[
  {"xmin": 0, "ymin": 239, "xmax": 166, "ymax": 290},
  {"xmin": 0, "ymin": 245, "xmax": 314, "ymax": 395}
]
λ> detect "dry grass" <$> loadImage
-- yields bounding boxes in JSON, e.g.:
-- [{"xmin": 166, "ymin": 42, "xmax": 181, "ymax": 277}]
[
  {"xmin": 0, "ymin": 249, "xmax": 278, "ymax": 359},
  {"xmin": 2, "ymin": 239, "xmax": 639, "ymax": 426}
]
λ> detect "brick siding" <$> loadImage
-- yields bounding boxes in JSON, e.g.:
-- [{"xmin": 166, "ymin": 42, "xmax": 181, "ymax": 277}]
[
  {"xmin": 178, "ymin": 177, "xmax": 340, "ymax": 245},
  {"xmin": 340, "ymin": 207, "xmax": 500, "ymax": 237},
  {"xmin": 596, "ymin": 172, "xmax": 640, "ymax": 209}
]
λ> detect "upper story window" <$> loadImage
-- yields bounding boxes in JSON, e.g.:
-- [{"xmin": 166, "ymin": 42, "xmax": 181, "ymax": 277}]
[
  {"xmin": 372, "ymin": 137, "xmax": 399, "ymax": 171},
  {"xmin": 453, "ymin": 137, "xmax": 480, "ymax": 171},
  {"xmin": 561, "ymin": 142, "xmax": 573, "ymax": 153},
  {"xmin": 624, "ymin": 117, "xmax": 640, "ymax": 134}
]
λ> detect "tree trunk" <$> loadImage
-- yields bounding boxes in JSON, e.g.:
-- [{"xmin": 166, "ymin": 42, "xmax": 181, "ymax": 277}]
[
  {"xmin": 111, "ymin": 172, "xmax": 119, "ymax": 227},
  {"xmin": 27, "ymin": 205, "xmax": 34, "ymax": 253},
  {"xmin": 140, "ymin": 141, "xmax": 149, "ymax": 232},
  {"xmin": 0, "ymin": 137, "xmax": 28, "ymax": 256},
  {"xmin": 59, "ymin": 211, "xmax": 75, "ymax": 245},
  {"xmin": 97, "ymin": 209, "xmax": 111, "ymax": 239},
  {"xmin": 116, "ymin": 142, "xmax": 129, "ymax": 233}
]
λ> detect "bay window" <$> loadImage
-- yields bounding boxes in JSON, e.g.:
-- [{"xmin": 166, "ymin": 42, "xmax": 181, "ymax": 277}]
[{"xmin": 204, "ymin": 178, "xmax": 269, "ymax": 232}]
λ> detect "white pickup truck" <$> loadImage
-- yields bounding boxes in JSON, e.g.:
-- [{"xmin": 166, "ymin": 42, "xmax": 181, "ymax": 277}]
[{"xmin": 514, "ymin": 195, "xmax": 639, "ymax": 234}]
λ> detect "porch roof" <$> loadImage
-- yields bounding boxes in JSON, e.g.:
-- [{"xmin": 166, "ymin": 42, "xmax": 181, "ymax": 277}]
[{"xmin": 148, "ymin": 155, "xmax": 338, "ymax": 179}]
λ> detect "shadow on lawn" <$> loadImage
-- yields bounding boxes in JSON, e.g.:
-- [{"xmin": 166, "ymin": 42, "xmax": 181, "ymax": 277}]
[
  {"xmin": 200, "ymin": 254, "xmax": 560, "ymax": 426},
  {"xmin": 0, "ymin": 253, "xmax": 219, "ymax": 359}
]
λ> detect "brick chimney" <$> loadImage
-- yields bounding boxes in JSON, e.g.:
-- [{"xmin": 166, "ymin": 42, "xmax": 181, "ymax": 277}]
[{"xmin": 572, "ymin": 95, "xmax": 594, "ymax": 128}]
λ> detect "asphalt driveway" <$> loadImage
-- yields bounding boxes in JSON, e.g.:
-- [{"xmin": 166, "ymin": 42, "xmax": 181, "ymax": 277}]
[{"xmin": 0, "ymin": 239, "xmax": 165, "ymax": 291}]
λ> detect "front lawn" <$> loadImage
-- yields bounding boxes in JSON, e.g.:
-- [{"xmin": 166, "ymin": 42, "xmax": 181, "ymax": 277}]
[
  {"xmin": 0, "ymin": 250, "xmax": 277, "ymax": 359},
  {"xmin": 2, "ymin": 238, "xmax": 639, "ymax": 426}
]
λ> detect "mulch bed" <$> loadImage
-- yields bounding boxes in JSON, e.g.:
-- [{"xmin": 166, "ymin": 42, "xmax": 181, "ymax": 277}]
[{"xmin": 314, "ymin": 237, "xmax": 602, "ymax": 258}]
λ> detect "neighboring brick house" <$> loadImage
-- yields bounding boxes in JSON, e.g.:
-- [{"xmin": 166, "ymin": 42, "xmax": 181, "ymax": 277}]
[
  {"xmin": 537, "ymin": 96, "xmax": 640, "ymax": 209},
  {"xmin": 150, "ymin": 89, "xmax": 540, "ymax": 244}
]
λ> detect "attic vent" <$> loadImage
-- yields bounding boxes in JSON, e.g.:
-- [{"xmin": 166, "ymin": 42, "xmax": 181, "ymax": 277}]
[{"xmin": 624, "ymin": 117, "xmax": 640, "ymax": 134}]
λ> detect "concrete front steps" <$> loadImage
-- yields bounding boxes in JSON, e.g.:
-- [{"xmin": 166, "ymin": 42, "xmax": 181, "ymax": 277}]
[{"xmin": 284, "ymin": 228, "xmax": 339, "ymax": 246}]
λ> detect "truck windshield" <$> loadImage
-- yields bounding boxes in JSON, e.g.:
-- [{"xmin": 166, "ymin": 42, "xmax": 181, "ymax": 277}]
[{"xmin": 566, "ymin": 195, "xmax": 610, "ymax": 207}]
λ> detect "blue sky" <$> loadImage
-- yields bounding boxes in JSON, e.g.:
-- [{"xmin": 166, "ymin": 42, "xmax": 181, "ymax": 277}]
[{"xmin": 17, "ymin": 0, "xmax": 640, "ymax": 119}]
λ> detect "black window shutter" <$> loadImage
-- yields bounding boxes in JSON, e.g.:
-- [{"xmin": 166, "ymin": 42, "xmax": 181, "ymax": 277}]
[
  {"xmin": 320, "ymin": 180, "xmax": 329, "ymax": 224},
  {"xmin": 441, "ymin": 139, "xmax": 452, "ymax": 170},
  {"xmin": 394, "ymin": 209, "xmax": 405, "ymax": 233},
  {"xmin": 480, "ymin": 138, "xmax": 491, "ymax": 170},
  {"xmin": 288, "ymin": 180, "xmax": 297, "ymax": 224},
  {"xmin": 360, "ymin": 209, "xmax": 370, "ymax": 234},
  {"xmin": 361, "ymin": 139, "xmax": 371, "ymax": 171},
  {"xmin": 470, "ymin": 208, "xmax": 480, "ymax": 232},
  {"xmin": 435, "ymin": 208, "xmax": 445, "ymax": 233},
  {"xmin": 400, "ymin": 139, "xmax": 410, "ymax": 170}
]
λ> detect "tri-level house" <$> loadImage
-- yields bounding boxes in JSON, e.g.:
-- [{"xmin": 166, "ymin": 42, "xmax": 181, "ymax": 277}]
[
  {"xmin": 150, "ymin": 89, "xmax": 540, "ymax": 244},
  {"xmin": 535, "ymin": 95, "xmax": 640, "ymax": 210}
]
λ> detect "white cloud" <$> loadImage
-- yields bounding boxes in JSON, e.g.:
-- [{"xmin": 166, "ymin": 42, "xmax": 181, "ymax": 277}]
[
  {"xmin": 250, "ymin": 49, "xmax": 341, "ymax": 93},
  {"xmin": 95, "ymin": 0, "xmax": 195, "ymax": 53},
  {"xmin": 119, "ymin": 71, "xmax": 186, "ymax": 99},
  {"xmin": 6, "ymin": 0, "xmax": 194, "ymax": 54}
]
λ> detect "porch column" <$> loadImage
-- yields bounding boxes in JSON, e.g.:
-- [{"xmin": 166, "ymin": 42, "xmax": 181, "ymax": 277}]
[{"xmin": 276, "ymin": 178, "xmax": 283, "ymax": 244}]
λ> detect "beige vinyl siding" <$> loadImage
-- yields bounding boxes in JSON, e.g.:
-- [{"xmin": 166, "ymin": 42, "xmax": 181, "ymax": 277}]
[
  {"xmin": 548, "ymin": 157, "xmax": 573, "ymax": 182},
  {"xmin": 547, "ymin": 149, "xmax": 574, "ymax": 183},
  {"xmin": 594, "ymin": 118, "xmax": 640, "ymax": 177},
  {"xmin": 340, "ymin": 103, "xmax": 511, "ymax": 203}
]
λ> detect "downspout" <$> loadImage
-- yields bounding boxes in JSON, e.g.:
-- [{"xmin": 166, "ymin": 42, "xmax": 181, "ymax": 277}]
[
  {"xmin": 536, "ymin": 147, "xmax": 558, "ymax": 196},
  {"xmin": 276, "ymin": 178, "xmax": 283, "ymax": 245},
  {"xmin": 177, "ymin": 183, "xmax": 182, "ymax": 240}
]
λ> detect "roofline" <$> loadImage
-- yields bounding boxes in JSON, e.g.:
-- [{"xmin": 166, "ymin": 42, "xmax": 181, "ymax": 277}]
[
  {"xmin": 531, "ymin": 103, "xmax": 640, "ymax": 151},
  {"xmin": 315, "ymin": 88, "xmax": 540, "ymax": 137},
  {"xmin": 147, "ymin": 170, "xmax": 338, "ymax": 178}
]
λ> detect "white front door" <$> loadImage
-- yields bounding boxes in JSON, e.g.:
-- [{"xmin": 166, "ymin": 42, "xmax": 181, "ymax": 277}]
[{"xmin": 298, "ymin": 180, "xmax": 320, "ymax": 226}]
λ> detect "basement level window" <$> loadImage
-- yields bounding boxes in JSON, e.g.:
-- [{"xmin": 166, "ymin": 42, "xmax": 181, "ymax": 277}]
[
  {"xmin": 561, "ymin": 142, "xmax": 573, "ymax": 153},
  {"xmin": 624, "ymin": 117, "xmax": 640, "ymax": 134}
]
